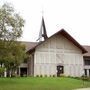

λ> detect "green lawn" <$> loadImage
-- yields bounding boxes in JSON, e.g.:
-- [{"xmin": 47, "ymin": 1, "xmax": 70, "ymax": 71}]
[{"xmin": 0, "ymin": 77, "xmax": 90, "ymax": 90}]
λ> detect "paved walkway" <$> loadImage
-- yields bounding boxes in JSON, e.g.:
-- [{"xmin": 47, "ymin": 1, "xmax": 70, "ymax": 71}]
[{"xmin": 75, "ymin": 88, "xmax": 90, "ymax": 90}]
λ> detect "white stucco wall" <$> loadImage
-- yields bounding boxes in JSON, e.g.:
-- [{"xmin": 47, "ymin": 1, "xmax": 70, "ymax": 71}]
[{"xmin": 34, "ymin": 34, "xmax": 84, "ymax": 77}]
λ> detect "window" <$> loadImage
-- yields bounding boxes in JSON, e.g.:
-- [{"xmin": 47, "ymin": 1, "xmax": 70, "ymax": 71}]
[
  {"xmin": 84, "ymin": 60, "xmax": 90, "ymax": 65},
  {"xmin": 84, "ymin": 57, "xmax": 90, "ymax": 65}
]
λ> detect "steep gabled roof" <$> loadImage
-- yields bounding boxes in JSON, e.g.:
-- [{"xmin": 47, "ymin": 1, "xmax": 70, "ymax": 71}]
[{"xmin": 27, "ymin": 29, "xmax": 87, "ymax": 54}]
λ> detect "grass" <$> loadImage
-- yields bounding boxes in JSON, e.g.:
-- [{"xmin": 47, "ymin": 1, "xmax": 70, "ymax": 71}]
[{"xmin": 0, "ymin": 77, "xmax": 90, "ymax": 90}]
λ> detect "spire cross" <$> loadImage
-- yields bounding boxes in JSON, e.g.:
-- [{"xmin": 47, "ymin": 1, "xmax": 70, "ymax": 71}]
[
  {"xmin": 41, "ymin": 6, "xmax": 44, "ymax": 17},
  {"xmin": 42, "ymin": 10, "xmax": 44, "ymax": 16}
]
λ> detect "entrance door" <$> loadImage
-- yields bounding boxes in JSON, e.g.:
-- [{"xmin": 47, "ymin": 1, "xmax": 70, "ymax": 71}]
[
  {"xmin": 57, "ymin": 65, "xmax": 64, "ymax": 77},
  {"xmin": 20, "ymin": 68, "xmax": 27, "ymax": 77}
]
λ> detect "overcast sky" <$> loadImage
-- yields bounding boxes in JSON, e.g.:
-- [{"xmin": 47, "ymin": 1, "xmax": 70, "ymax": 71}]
[{"xmin": 1, "ymin": 0, "xmax": 90, "ymax": 45}]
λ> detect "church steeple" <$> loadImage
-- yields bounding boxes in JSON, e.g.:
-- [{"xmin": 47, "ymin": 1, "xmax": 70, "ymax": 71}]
[{"xmin": 37, "ymin": 16, "xmax": 48, "ymax": 42}]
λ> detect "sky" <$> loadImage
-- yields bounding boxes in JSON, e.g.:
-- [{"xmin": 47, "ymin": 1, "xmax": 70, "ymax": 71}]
[{"xmin": 1, "ymin": 0, "xmax": 90, "ymax": 45}]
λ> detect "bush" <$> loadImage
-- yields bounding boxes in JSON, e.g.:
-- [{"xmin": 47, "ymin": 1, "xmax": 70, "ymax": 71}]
[
  {"xmin": 40, "ymin": 75, "xmax": 43, "ymax": 77},
  {"xmin": 50, "ymin": 75, "xmax": 52, "ymax": 77},
  {"xmin": 44, "ymin": 75, "xmax": 47, "ymax": 77},
  {"xmin": 81, "ymin": 75, "xmax": 90, "ymax": 81},
  {"xmin": 53, "ymin": 75, "xmax": 56, "ymax": 77},
  {"xmin": 36, "ymin": 75, "xmax": 39, "ymax": 77}
]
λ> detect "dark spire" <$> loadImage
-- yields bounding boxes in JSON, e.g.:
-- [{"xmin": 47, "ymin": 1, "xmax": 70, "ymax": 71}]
[{"xmin": 37, "ymin": 16, "xmax": 48, "ymax": 41}]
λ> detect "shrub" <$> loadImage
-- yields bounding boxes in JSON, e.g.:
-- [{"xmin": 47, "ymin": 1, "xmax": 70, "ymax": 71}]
[
  {"xmin": 36, "ymin": 75, "xmax": 39, "ymax": 77},
  {"xmin": 40, "ymin": 75, "xmax": 43, "ymax": 77},
  {"xmin": 81, "ymin": 75, "xmax": 90, "ymax": 81},
  {"xmin": 44, "ymin": 75, "xmax": 47, "ymax": 77},
  {"xmin": 50, "ymin": 75, "xmax": 52, "ymax": 77},
  {"xmin": 53, "ymin": 75, "xmax": 56, "ymax": 77}
]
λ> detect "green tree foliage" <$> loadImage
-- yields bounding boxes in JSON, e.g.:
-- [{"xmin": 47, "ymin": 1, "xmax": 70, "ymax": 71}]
[
  {"xmin": 0, "ymin": 3, "xmax": 24, "ymax": 40},
  {"xmin": 0, "ymin": 67, "xmax": 4, "ymax": 77},
  {"xmin": 0, "ymin": 3, "xmax": 26, "ymax": 77}
]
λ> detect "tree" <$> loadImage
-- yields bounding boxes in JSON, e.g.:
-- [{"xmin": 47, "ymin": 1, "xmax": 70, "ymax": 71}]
[
  {"xmin": 0, "ymin": 3, "xmax": 24, "ymax": 40},
  {"xmin": 0, "ymin": 67, "xmax": 4, "ymax": 77},
  {"xmin": 0, "ymin": 3, "xmax": 26, "ymax": 77},
  {"xmin": 4, "ymin": 41, "xmax": 26, "ymax": 77}
]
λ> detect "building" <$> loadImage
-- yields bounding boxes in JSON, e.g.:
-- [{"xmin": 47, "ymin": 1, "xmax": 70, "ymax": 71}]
[
  {"xmin": 19, "ymin": 17, "xmax": 90, "ymax": 77},
  {"xmin": 83, "ymin": 46, "xmax": 90, "ymax": 77}
]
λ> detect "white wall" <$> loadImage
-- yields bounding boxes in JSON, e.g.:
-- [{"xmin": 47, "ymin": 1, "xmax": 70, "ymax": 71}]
[{"xmin": 34, "ymin": 34, "xmax": 84, "ymax": 77}]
